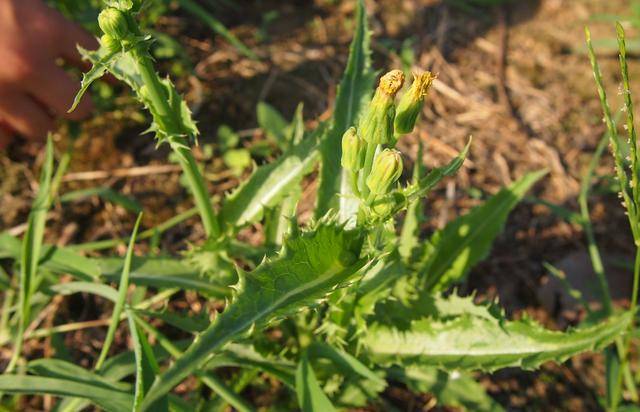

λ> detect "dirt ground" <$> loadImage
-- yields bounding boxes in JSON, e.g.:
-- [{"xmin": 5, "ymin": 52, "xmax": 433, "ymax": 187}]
[{"xmin": 2, "ymin": 0, "xmax": 640, "ymax": 410}]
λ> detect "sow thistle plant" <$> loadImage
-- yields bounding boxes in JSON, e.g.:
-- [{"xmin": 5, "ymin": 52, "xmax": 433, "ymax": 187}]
[{"xmin": 0, "ymin": 1, "xmax": 636, "ymax": 411}]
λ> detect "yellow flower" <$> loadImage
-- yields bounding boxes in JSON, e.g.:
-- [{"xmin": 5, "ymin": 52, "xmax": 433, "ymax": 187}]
[
  {"xmin": 394, "ymin": 71, "xmax": 436, "ymax": 136},
  {"xmin": 359, "ymin": 70, "xmax": 405, "ymax": 145}
]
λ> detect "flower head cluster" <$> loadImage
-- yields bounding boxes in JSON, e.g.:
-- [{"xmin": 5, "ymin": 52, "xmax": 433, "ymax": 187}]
[
  {"xmin": 340, "ymin": 69, "xmax": 435, "ymax": 217},
  {"xmin": 98, "ymin": 7, "xmax": 138, "ymax": 53}
]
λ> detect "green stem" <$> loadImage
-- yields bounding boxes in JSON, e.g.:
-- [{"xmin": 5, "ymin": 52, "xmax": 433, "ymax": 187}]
[{"xmin": 133, "ymin": 50, "xmax": 219, "ymax": 239}]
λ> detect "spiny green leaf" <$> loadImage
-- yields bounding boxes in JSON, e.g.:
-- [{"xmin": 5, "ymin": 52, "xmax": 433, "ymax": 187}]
[
  {"xmin": 220, "ymin": 131, "xmax": 320, "ymax": 229},
  {"xmin": 79, "ymin": 44, "xmax": 143, "ymax": 88},
  {"xmin": 316, "ymin": 0, "xmax": 376, "ymax": 218},
  {"xmin": 141, "ymin": 223, "xmax": 367, "ymax": 410},
  {"xmin": 364, "ymin": 301, "xmax": 631, "ymax": 372},
  {"xmin": 419, "ymin": 170, "xmax": 546, "ymax": 292},
  {"xmin": 69, "ymin": 47, "xmax": 117, "ymax": 113},
  {"xmin": 78, "ymin": 46, "xmax": 198, "ymax": 144},
  {"xmin": 296, "ymin": 353, "xmax": 337, "ymax": 412},
  {"xmin": 0, "ymin": 375, "xmax": 133, "ymax": 411}
]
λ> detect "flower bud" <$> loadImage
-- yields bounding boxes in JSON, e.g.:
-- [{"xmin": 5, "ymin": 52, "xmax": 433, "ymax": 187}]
[
  {"xmin": 359, "ymin": 70, "xmax": 405, "ymax": 145},
  {"xmin": 341, "ymin": 127, "xmax": 365, "ymax": 171},
  {"xmin": 98, "ymin": 8, "xmax": 130, "ymax": 40},
  {"xmin": 366, "ymin": 149, "xmax": 403, "ymax": 195},
  {"xmin": 100, "ymin": 34, "xmax": 121, "ymax": 54},
  {"xmin": 394, "ymin": 71, "xmax": 435, "ymax": 135}
]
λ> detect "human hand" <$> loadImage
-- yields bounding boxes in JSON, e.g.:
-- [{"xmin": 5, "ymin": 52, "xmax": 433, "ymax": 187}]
[{"xmin": 0, "ymin": 0, "xmax": 98, "ymax": 150}]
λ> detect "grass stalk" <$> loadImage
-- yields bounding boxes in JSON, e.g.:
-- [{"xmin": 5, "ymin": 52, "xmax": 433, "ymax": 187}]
[
  {"xmin": 94, "ymin": 213, "xmax": 143, "ymax": 370},
  {"xmin": 6, "ymin": 138, "xmax": 55, "ymax": 373},
  {"xmin": 134, "ymin": 315, "xmax": 254, "ymax": 412},
  {"xmin": 587, "ymin": 23, "xmax": 640, "ymax": 405}
]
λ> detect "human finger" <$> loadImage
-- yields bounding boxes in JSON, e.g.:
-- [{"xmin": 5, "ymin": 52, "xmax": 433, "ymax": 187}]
[
  {"xmin": 0, "ymin": 122, "xmax": 12, "ymax": 150},
  {"xmin": 48, "ymin": 9, "xmax": 99, "ymax": 68},
  {"xmin": 26, "ymin": 62, "xmax": 93, "ymax": 119},
  {"xmin": 0, "ymin": 90, "xmax": 54, "ymax": 140}
]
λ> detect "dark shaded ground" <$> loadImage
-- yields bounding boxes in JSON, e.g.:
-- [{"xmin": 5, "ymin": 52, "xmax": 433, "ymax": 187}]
[{"xmin": 2, "ymin": 0, "xmax": 640, "ymax": 410}]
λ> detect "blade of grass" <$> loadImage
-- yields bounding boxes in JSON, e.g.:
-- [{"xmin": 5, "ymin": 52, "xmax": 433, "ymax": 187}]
[
  {"xmin": 7, "ymin": 137, "xmax": 55, "ymax": 373},
  {"xmin": 48, "ymin": 282, "xmax": 119, "ymax": 302},
  {"xmin": 296, "ymin": 352, "xmax": 336, "ymax": 412},
  {"xmin": 94, "ymin": 213, "xmax": 143, "ymax": 370},
  {"xmin": 133, "ymin": 314, "xmax": 254, "ymax": 412},
  {"xmin": 0, "ymin": 375, "xmax": 133, "ymax": 411},
  {"xmin": 126, "ymin": 309, "xmax": 168, "ymax": 411}
]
